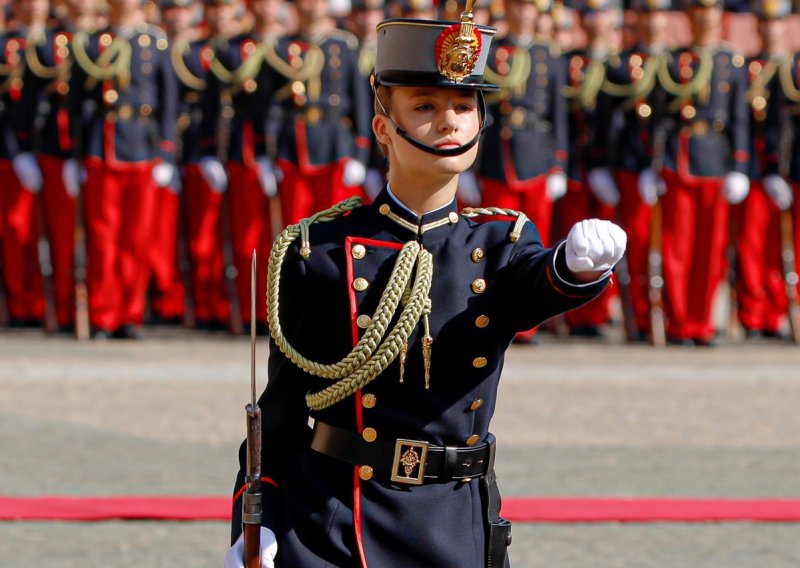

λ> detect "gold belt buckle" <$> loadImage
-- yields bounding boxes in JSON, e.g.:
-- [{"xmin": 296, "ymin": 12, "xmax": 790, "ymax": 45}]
[{"xmin": 391, "ymin": 439, "xmax": 429, "ymax": 485}]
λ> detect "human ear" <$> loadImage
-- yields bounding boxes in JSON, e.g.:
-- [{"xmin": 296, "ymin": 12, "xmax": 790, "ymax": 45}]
[{"xmin": 372, "ymin": 115, "xmax": 391, "ymax": 145}]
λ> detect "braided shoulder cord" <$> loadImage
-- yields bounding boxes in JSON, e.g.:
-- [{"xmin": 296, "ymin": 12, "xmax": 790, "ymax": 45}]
[
  {"xmin": 778, "ymin": 56, "xmax": 800, "ymax": 103},
  {"xmin": 460, "ymin": 206, "xmax": 530, "ymax": 243},
  {"xmin": 266, "ymin": 197, "xmax": 436, "ymax": 410}
]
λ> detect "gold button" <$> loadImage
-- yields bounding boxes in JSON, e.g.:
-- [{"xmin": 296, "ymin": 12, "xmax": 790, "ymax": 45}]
[
  {"xmin": 138, "ymin": 34, "xmax": 151, "ymax": 48},
  {"xmin": 752, "ymin": 96, "xmax": 767, "ymax": 111},
  {"xmin": 681, "ymin": 105, "xmax": 696, "ymax": 120},
  {"xmin": 379, "ymin": 204, "xmax": 390, "ymax": 215},
  {"xmin": 244, "ymin": 42, "xmax": 256, "ymax": 54},
  {"xmin": 118, "ymin": 105, "xmax": 133, "ymax": 120},
  {"xmin": 141, "ymin": 62, "xmax": 152, "ymax": 74},
  {"xmin": 244, "ymin": 79, "xmax": 257, "ymax": 93},
  {"xmin": 470, "ymin": 399, "xmax": 484, "ymax": 411},
  {"xmin": 473, "ymin": 357, "xmax": 488, "ymax": 369},
  {"xmin": 104, "ymin": 89, "xmax": 119, "ymax": 104},
  {"xmin": 56, "ymin": 82, "xmax": 69, "ymax": 95},
  {"xmin": 352, "ymin": 244, "xmax": 366, "ymax": 259},
  {"xmin": 637, "ymin": 104, "xmax": 652, "ymax": 119},
  {"xmin": 329, "ymin": 94, "xmax": 341, "ymax": 106},
  {"xmin": 356, "ymin": 314, "xmax": 372, "ymax": 329},
  {"xmin": 471, "ymin": 279, "xmax": 486, "ymax": 294},
  {"xmin": 630, "ymin": 54, "xmax": 643, "ymax": 67},
  {"xmin": 353, "ymin": 278, "xmax": 369, "ymax": 292},
  {"xmin": 448, "ymin": 212, "xmax": 459, "ymax": 223},
  {"xmin": 288, "ymin": 43, "xmax": 301, "ymax": 56},
  {"xmin": 359, "ymin": 465, "xmax": 373, "ymax": 480},
  {"xmin": 140, "ymin": 104, "xmax": 152, "ymax": 117},
  {"xmin": 475, "ymin": 315, "xmax": 490, "ymax": 328},
  {"xmin": 471, "ymin": 248, "xmax": 484, "ymax": 263},
  {"xmin": 466, "ymin": 434, "xmax": 480, "ymax": 446},
  {"xmin": 157, "ymin": 38, "xmax": 169, "ymax": 51},
  {"xmin": 362, "ymin": 393, "xmax": 377, "ymax": 409},
  {"xmin": 291, "ymin": 81, "xmax": 305, "ymax": 95},
  {"xmin": 362, "ymin": 427, "xmax": 377, "ymax": 442},
  {"xmin": 56, "ymin": 34, "xmax": 68, "ymax": 47},
  {"xmin": 100, "ymin": 34, "xmax": 113, "ymax": 47},
  {"xmin": 733, "ymin": 54, "xmax": 745, "ymax": 68}
]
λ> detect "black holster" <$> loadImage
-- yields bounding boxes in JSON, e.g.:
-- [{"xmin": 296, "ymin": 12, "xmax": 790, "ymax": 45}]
[{"xmin": 479, "ymin": 434, "xmax": 512, "ymax": 568}]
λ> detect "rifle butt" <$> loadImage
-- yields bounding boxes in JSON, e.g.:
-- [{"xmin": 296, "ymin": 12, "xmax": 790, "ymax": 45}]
[
  {"xmin": 243, "ymin": 520, "xmax": 262, "ymax": 568},
  {"xmin": 780, "ymin": 210, "xmax": 800, "ymax": 344}
]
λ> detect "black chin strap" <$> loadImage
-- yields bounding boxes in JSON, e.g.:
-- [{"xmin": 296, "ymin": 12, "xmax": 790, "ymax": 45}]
[{"xmin": 373, "ymin": 87, "xmax": 486, "ymax": 158}]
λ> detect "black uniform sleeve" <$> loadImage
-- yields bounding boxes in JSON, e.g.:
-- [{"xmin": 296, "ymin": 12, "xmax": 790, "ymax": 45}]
[
  {"xmin": 728, "ymin": 55, "xmax": 750, "ymax": 175},
  {"xmin": 156, "ymin": 38, "xmax": 178, "ymax": 164}
]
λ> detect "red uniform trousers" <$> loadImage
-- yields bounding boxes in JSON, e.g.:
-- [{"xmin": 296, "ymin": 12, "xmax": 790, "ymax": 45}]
[
  {"xmin": 0, "ymin": 160, "xmax": 44, "ymax": 322},
  {"xmin": 40, "ymin": 155, "xmax": 76, "ymax": 327},
  {"xmin": 661, "ymin": 169, "xmax": 728, "ymax": 341},
  {"xmin": 83, "ymin": 158, "xmax": 157, "ymax": 331},
  {"xmin": 184, "ymin": 164, "xmax": 229, "ymax": 324},
  {"xmin": 149, "ymin": 185, "xmax": 185, "ymax": 321},
  {"xmin": 226, "ymin": 161, "xmax": 272, "ymax": 326},
  {"xmin": 616, "ymin": 170, "xmax": 652, "ymax": 333},
  {"xmin": 277, "ymin": 158, "xmax": 348, "ymax": 226},
  {"xmin": 554, "ymin": 179, "xmax": 615, "ymax": 329}
]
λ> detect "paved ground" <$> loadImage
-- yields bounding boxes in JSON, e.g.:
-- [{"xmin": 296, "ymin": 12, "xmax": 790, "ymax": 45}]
[{"xmin": 1, "ymin": 327, "xmax": 800, "ymax": 567}]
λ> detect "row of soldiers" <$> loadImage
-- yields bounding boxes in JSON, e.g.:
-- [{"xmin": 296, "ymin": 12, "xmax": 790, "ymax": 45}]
[{"xmin": 0, "ymin": 0, "xmax": 798, "ymax": 345}]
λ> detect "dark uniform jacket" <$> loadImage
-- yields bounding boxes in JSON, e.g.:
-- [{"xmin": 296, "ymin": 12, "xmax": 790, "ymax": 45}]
[
  {"xmin": 478, "ymin": 36, "xmax": 568, "ymax": 186},
  {"xmin": 69, "ymin": 23, "xmax": 178, "ymax": 167},
  {"xmin": 271, "ymin": 30, "xmax": 372, "ymax": 172},
  {"xmin": 170, "ymin": 38, "xmax": 213, "ymax": 165},
  {"xmin": 767, "ymin": 52, "xmax": 800, "ymax": 182},
  {"xmin": 659, "ymin": 44, "xmax": 749, "ymax": 182},
  {"xmin": 0, "ymin": 30, "xmax": 28, "ymax": 160},
  {"xmin": 230, "ymin": 189, "xmax": 609, "ymax": 567},
  {"xmin": 744, "ymin": 52, "xmax": 784, "ymax": 181}
]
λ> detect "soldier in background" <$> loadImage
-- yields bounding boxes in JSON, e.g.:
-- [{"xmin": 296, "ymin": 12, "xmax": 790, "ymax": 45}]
[
  {"xmin": 657, "ymin": 0, "xmax": 749, "ymax": 345},
  {"xmin": 200, "ymin": 0, "xmax": 284, "ymax": 331},
  {"xmin": 392, "ymin": 0, "xmax": 437, "ymax": 19},
  {"xmin": 271, "ymin": 0, "xmax": 372, "ymax": 224},
  {"xmin": 69, "ymin": 0, "xmax": 178, "ymax": 339},
  {"xmin": 599, "ymin": 0, "xmax": 671, "ymax": 340},
  {"xmin": 0, "ymin": 0, "xmax": 48, "ymax": 328},
  {"xmin": 555, "ymin": 0, "xmax": 621, "ymax": 337}
]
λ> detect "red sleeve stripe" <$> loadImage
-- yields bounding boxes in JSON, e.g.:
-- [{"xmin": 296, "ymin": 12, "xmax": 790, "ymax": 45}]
[{"xmin": 232, "ymin": 477, "xmax": 279, "ymax": 503}]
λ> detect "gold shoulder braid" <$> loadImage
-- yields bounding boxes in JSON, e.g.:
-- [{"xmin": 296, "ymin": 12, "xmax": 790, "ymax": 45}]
[
  {"xmin": 483, "ymin": 47, "xmax": 531, "ymax": 103},
  {"xmin": 657, "ymin": 48, "xmax": 713, "ymax": 99},
  {"xmin": 564, "ymin": 58, "xmax": 606, "ymax": 109},
  {"xmin": 72, "ymin": 31, "xmax": 132, "ymax": 90},
  {"xmin": 778, "ymin": 55, "xmax": 800, "ymax": 103},
  {"xmin": 267, "ymin": 197, "xmax": 436, "ymax": 410},
  {"xmin": 25, "ymin": 29, "xmax": 60, "ymax": 79},
  {"xmin": 265, "ymin": 39, "xmax": 326, "ymax": 101},
  {"xmin": 601, "ymin": 53, "xmax": 664, "ymax": 110},
  {"xmin": 746, "ymin": 58, "xmax": 780, "ymax": 106},
  {"xmin": 210, "ymin": 40, "xmax": 267, "ymax": 92},
  {"xmin": 171, "ymin": 39, "xmax": 206, "ymax": 91},
  {"xmin": 460, "ymin": 206, "xmax": 530, "ymax": 243}
]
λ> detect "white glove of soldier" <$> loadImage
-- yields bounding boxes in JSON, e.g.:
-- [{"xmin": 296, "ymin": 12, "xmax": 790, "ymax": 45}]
[
  {"xmin": 457, "ymin": 170, "xmax": 481, "ymax": 206},
  {"xmin": 152, "ymin": 162, "xmax": 178, "ymax": 190},
  {"xmin": 587, "ymin": 167, "xmax": 620, "ymax": 207},
  {"xmin": 364, "ymin": 168, "xmax": 385, "ymax": 200},
  {"xmin": 62, "ymin": 158, "xmax": 85, "ymax": 198},
  {"xmin": 256, "ymin": 157, "xmax": 278, "ymax": 198},
  {"xmin": 343, "ymin": 159, "xmax": 367, "ymax": 187},
  {"xmin": 12, "ymin": 152, "xmax": 43, "ymax": 193},
  {"xmin": 199, "ymin": 156, "xmax": 228, "ymax": 194},
  {"xmin": 546, "ymin": 172, "xmax": 568, "ymax": 201},
  {"xmin": 223, "ymin": 527, "xmax": 278, "ymax": 568},
  {"xmin": 566, "ymin": 219, "xmax": 628, "ymax": 274},
  {"xmin": 763, "ymin": 174, "xmax": 793, "ymax": 211},
  {"xmin": 637, "ymin": 168, "xmax": 661, "ymax": 206},
  {"xmin": 722, "ymin": 171, "xmax": 750, "ymax": 205}
]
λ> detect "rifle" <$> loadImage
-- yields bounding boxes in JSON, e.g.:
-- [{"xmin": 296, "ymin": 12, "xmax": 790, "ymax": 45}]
[
  {"xmin": 780, "ymin": 209, "xmax": 800, "ymax": 343},
  {"xmin": 242, "ymin": 250, "xmax": 262, "ymax": 568},
  {"xmin": 647, "ymin": 199, "xmax": 667, "ymax": 346},
  {"xmin": 614, "ymin": 248, "xmax": 639, "ymax": 342},
  {"xmin": 726, "ymin": 214, "xmax": 741, "ymax": 341}
]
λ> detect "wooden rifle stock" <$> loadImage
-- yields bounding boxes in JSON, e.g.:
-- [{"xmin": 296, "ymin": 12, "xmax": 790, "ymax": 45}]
[
  {"xmin": 648, "ymin": 200, "xmax": 666, "ymax": 346},
  {"xmin": 780, "ymin": 209, "xmax": 800, "ymax": 343}
]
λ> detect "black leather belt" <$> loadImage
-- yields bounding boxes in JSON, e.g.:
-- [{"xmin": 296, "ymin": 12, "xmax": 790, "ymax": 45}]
[{"xmin": 311, "ymin": 422, "xmax": 495, "ymax": 485}]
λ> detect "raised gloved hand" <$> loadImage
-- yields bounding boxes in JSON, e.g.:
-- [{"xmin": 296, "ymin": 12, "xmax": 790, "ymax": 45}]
[
  {"xmin": 637, "ymin": 167, "xmax": 665, "ymax": 206},
  {"xmin": 256, "ymin": 157, "xmax": 279, "ymax": 197},
  {"xmin": 587, "ymin": 167, "xmax": 620, "ymax": 207},
  {"xmin": 152, "ymin": 162, "xmax": 178, "ymax": 190},
  {"xmin": 546, "ymin": 172, "xmax": 567, "ymax": 201},
  {"xmin": 199, "ymin": 156, "xmax": 228, "ymax": 194},
  {"xmin": 12, "ymin": 152, "xmax": 43, "ymax": 193},
  {"xmin": 763, "ymin": 174, "xmax": 793, "ymax": 211},
  {"xmin": 343, "ymin": 159, "xmax": 366, "ymax": 187},
  {"xmin": 722, "ymin": 171, "xmax": 750, "ymax": 205},
  {"xmin": 457, "ymin": 170, "xmax": 481, "ymax": 206},
  {"xmin": 62, "ymin": 158, "xmax": 86, "ymax": 198},
  {"xmin": 566, "ymin": 219, "xmax": 627, "ymax": 274},
  {"xmin": 364, "ymin": 168, "xmax": 385, "ymax": 201},
  {"xmin": 223, "ymin": 527, "xmax": 278, "ymax": 568}
]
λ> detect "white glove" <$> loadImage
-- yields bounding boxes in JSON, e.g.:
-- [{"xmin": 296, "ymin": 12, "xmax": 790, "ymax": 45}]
[
  {"xmin": 256, "ymin": 157, "xmax": 278, "ymax": 197},
  {"xmin": 546, "ymin": 172, "xmax": 568, "ymax": 201},
  {"xmin": 763, "ymin": 174, "xmax": 793, "ymax": 211},
  {"xmin": 199, "ymin": 156, "xmax": 228, "ymax": 194},
  {"xmin": 457, "ymin": 170, "xmax": 481, "ymax": 206},
  {"xmin": 364, "ymin": 168, "xmax": 385, "ymax": 200},
  {"xmin": 587, "ymin": 167, "xmax": 620, "ymax": 207},
  {"xmin": 223, "ymin": 527, "xmax": 277, "ymax": 568},
  {"xmin": 722, "ymin": 171, "xmax": 750, "ymax": 205},
  {"xmin": 566, "ymin": 218, "xmax": 628, "ymax": 274},
  {"xmin": 12, "ymin": 152, "xmax": 43, "ymax": 193},
  {"xmin": 343, "ymin": 159, "xmax": 366, "ymax": 187},
  {"xmin": 637, "ymin": 168, "xmax": 660, "ymax": 206},
  {"xmin": 62, "ymin": 158, "xmax": 84, "ymax": 198},
  {"xmin": 152, "ymin": 162, "xmax": 177, "ymax": 189}
]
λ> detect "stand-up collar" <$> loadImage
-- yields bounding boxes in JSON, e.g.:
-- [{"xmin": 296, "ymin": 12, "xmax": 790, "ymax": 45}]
[{"xmin": 371, "ymin": 187, "xmax": 461, "ymax": 242}]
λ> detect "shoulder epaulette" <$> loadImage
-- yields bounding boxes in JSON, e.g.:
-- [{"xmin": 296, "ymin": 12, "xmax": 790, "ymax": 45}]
[
  {"xmin": 460, "ymin": 206, "xmax": 529, "ymax": 243},
  {"xmin": 328, "ymin": 29, "xmax": 359, "ymax": 52}
]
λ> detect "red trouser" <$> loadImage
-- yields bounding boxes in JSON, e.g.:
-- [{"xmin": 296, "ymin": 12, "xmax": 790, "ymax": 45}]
[
  {"xmin": 277, "ymin": 159, "xmax": 348, "ymax": 226},
  {"xmin": 616, "ymin": 170, "xmax": 652, "ymax": 333},
  {"xmin": 481, "ymin": 176, "xmax": 554, "ymax": 247},
  {"xmin": 661, "ymin": 170, "xmax": 728, "ymax": 341},
  {"xmin": 226, "ymin": 161, "xmax": 272, "ymax": 326},
  {"xmin": 83, "ymin": 158, "xmax": 157, "ymax": 330},
  {"xmin": 184, "ymin": 164, "xmax": 229, "ymax": 324},
  {"xmin": 40, "ymin": 155, "xmax": 76, "ymax": 327},
  {"xmin": 553, "ymin": 179, "xmax": 615, "ymax": 328},
  {"xmin": 0, "ymin": 160, "xmax": 44, "ymax": 321},
  {"xmin": 149, "ymin": 185, "xmax": 185, "ymax": 321}
]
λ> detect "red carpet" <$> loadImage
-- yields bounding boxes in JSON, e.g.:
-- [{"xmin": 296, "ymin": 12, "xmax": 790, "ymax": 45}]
[{"xmin": 4, "ymin": 496, "xmax": 800, "ymax": 523}]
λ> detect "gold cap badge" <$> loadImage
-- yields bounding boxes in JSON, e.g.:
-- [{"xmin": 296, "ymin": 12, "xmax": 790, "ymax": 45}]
[{"xmin": 435, "ymin": 0, "xmax": 482, "ymax": 83}]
